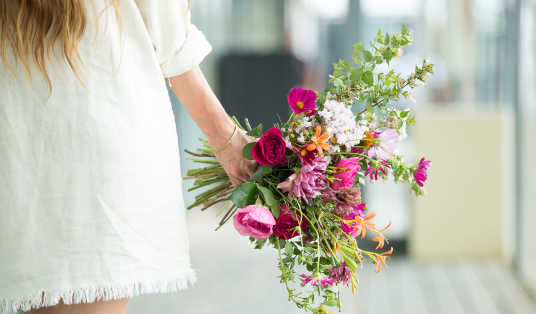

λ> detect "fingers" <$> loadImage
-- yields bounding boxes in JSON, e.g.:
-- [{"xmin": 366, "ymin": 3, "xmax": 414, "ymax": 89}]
[{"xmin": 230, "ymin": 177, "xmax": 239, "ymax": 188}]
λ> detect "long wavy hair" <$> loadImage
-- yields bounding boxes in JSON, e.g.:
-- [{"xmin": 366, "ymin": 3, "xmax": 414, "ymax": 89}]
[{"xmin": 0, "ymin": 0, "xmax": 124, "ymax": 98}]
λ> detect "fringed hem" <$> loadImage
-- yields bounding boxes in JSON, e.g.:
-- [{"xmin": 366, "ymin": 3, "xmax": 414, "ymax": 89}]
[{"xmin": 0, "ymin": 268, "xmax": 198, "ymax": 314}]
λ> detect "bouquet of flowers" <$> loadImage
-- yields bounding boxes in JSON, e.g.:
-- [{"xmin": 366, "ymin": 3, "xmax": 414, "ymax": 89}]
[{"xmin": 183, "ymin": 24, "xmax": 433, "ymax": 314}]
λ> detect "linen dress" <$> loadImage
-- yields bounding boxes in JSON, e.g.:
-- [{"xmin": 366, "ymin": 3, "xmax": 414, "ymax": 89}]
[{"xmin": 0, "ymin": 0, "xmax": 212, "ymax": 313}]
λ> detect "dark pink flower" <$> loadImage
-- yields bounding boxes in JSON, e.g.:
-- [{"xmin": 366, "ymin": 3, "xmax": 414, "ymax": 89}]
[
  {"xmin": 328, "ymin": 262, "xmax": 353, "ymax": 286},
  {"xmin": 300, "ymin": 273, "xmax": 334, "ymax": 288},
  {"xmin": 288, "ymin": 88, "xmax": 317, "ymax": 117},
  {"xmin": 233, "ymin": 205, "xmax": 276, "ymax": 240},
  {"xmin": 341, "ymin": 203, "xmax": 366, "ymax": 237},
  {"xmin": 273, "ymin": 204, "xmax": 308, "ymax": 240},
  {"xmin": 414, "ymin": 158, "xmax": 432, "ymax": 187},
  {"xmin": 331, "ymin": 157, "xmax": 361, "ymax": 191},
  {"xmin": 251, "ymin": 127, "xmax": 286, "ymax": 166},
  {"xmin": 364, "ymin": 159, "xmax": 391, "ymax": 181},
  {"xmin": 298, "ymin": 145, "xmax": 316, "ymax": 165}
]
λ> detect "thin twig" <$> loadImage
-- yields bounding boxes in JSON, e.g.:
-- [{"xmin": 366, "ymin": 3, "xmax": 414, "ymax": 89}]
[
  {"xmin": 183, "ymin": 149, "xmax": 212, "ymax": 157},
  {"xmin": 182, "ymin": 171, "xmax": 227, "ymax": 180}
]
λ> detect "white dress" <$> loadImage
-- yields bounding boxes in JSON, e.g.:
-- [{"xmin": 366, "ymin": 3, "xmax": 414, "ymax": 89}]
[{"xmin": 0, "ymin": 1, "xmax": 211, "ymax": 313}]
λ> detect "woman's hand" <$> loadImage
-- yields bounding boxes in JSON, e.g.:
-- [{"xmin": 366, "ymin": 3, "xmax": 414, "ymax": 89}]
[{"xmin": 208, "ymin": 128, "xmax": 259, "ymax": 188}]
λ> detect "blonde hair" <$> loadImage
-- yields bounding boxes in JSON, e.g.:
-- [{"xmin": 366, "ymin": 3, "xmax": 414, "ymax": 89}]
[{"xmin": 0, "ymin": 0, "xmax": 123, "ymax": 99}]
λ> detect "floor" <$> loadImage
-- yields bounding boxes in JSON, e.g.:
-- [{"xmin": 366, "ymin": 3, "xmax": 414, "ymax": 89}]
[{"xmin": 124, "ymin": 209, "xmax": 536, "ymax": 314}]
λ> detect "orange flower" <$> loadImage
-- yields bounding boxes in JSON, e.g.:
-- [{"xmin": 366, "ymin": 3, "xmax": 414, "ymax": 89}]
[
  {"xmin": 353, "ymin": 212, "xmax": 377, "ymax": 239},
  {"xmin": 374, "ymin": 247, "xmax": 393, "ymax": 273},
  {"xmin": 358, "ymin": 131, "xmax": 374, "ymax": 147},
  {"xmin": 306, "ymin": 126, "xmax": 330, "ymax": 156},
  {"xmin": 372, "ymin": 220, "xmax": 392, "ymax": 249}
]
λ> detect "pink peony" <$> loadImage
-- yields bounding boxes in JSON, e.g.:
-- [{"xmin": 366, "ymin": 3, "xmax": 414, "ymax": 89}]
[
  {"xmin": 233, "ymin": 205, "xmax": 276, "ymax": 240},
  {"xmin": 272, "ymin": 204, "xmax": 308, "ymax": 240},
  {"xmin": 367, "ymin": 129, "xmax": 398, "ymax": 160},
  {"xmin": 288, "ymin": 88, "xmax": 317, "ymax": 117},
  {"xmin": 414, "ymin": 158, "xmax": 432, "ymax": 187},
  {"xmin": 331, "ymin": 157, "xmax": 361, "ymax": 191},
  {"xmin": 277, "ymin": 155, "xmax": 329, "ymax": 204},
  {"xmin": 341, "ymin": 203, "xmax": 366, "ymax": 237},
  {"xmin": 251, "ymin": 127, "xmax": 287, "ymax": 166}
]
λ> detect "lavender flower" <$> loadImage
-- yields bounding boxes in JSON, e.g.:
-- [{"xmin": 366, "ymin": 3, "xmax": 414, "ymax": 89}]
[{"xmin": 368, "ymin": 129, "xmax": 398, "ymax": 160}]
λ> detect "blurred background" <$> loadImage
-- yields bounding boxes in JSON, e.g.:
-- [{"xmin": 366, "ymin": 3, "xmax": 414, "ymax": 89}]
[{"xmin": 128, "ymin": 0, "xmax": 536, "ymax": 313}]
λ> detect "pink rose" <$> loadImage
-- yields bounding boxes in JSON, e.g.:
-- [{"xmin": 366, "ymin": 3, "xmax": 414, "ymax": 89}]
[
  {"xmin": 331, "ymin": 157, "xmax": 360, "ymax": 191},
  {"xmin": 233, "ymin": 205, "xmax": 276, "ymax": 240},
  {"xmin": 273, "ymin": 204, "xmax": 309, "ymax": 240},
  {"xmin": 251, "ymin": 127, "xmax": 287, "ymax": 166}
]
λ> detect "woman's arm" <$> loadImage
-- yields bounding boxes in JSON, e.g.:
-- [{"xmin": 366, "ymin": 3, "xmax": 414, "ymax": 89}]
[{"xmin": 168, "ymin": 65, "xmax": 258, "ymax": 187}]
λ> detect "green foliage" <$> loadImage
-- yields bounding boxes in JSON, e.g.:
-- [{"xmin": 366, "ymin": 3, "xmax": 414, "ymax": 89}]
[
  {"xmin": 242, "ymin": 142, "xmax": 255, "ymax": 160},
  {"xmin": 228, "ymin": 182, "xmax": 258, "ymax": 208},
  {"xmin": 246, "ymin": 123, "xmax": 263, "ymax": 138}
]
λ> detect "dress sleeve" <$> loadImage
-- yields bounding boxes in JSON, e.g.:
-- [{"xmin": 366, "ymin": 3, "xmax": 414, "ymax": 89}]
[{"xmin": 133, "ymin": 0, "xmax": 212, "ymax": 78}]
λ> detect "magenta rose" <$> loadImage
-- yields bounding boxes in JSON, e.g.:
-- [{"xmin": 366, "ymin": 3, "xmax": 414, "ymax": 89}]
[
  {"xmin": 331, "ymin": 157, "xmax": 360, "ymax": 191},
  {"xmin": 273, "ymin": 204, "xmax": 309, "ymax": 240},
  {"xmin": 251, "ymin": 127, "xmax": 286, "ymax": 166},
  {"xmin": 233, "ymin": 205, "xmax": 276, "ymax": 240}
]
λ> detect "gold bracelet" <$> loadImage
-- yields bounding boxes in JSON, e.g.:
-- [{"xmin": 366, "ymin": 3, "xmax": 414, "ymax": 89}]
[{"xmin": 213, "ymin": 123, "xmax": 238, "ymax": 153}]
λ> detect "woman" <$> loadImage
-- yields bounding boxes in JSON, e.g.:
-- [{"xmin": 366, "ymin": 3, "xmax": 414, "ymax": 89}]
[{"xmin": 0, "ymin": 0, "xmax": 256, "ymax": 313}]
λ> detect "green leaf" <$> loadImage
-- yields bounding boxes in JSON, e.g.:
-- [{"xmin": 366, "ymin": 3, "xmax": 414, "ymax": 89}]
[
  {"xmin": 377, "ymin": 27, "xmax": 382, "ymax": 36},
  {"xmin": 353, "ymin": 56, "xmax": 364, "ymax": 66},
  {"xmin": 377, "ymin": 106, "xmax": 389, "ymax": 116},
  {"xmin": 262, "ymin": 165, "xmax": 273, "ymax": 175},
  {"xmin": 258, "ymin": 186, "xmax": 275, "ymax": 206},
  {"xmin": 246, "ymin": 123, "xmax": 263, "ymax": 138},
  {"xmin": 349, "ymin": 68, "xmax": 363, "ymax": 83},
  {"xmin": 324, "ymin": 86, "xmax": 332, "ymax": 93},
  {"xmin": 400, "ymin": 110, "xmax": 410, "ymax": 118},
  {"xmin": 242, "ymin": 142, "xmax": 255, "ymax": 160},
  {"xmin": 385, "ymin": 33, "xmax": 390, "ymax": 45},
  {"xmin": 343, "ymin": 62, "xmax": 351, "ymax": 69},
  {"xmin": 366, "ymin": 103, "xmax": 375, "ymax": 114},
  {"xmin": 254, "ymin": 239, "xmax": 267, "ymax": 249},
  {"xmin": 362, "ymin": 50, "xmax": 373, "ymax": 63},
  {"xmin": 363, "ymin": 71, "xmax": 374, "ymax": 86},
  {"xmin": 322, "ymin": 300, "xmax": 339, "ymax": 307},
  {"xmin": 270, "ymin": 198, "xmax": 280, "ymax": 219},
  {"xmin": 285, "ymin": 241, "xmax": 293, "ymax": 256},
  {"xmin": 333, "ymin": 77, "xmax": 344, "ymax": 87},
  {"xmin": 402, "ymin": 23, "xmax": 407, "ymax": 35},
  {"xmin": 353, "ymin": 42, "xmax": 364, "ymax": 54},
  {"xmin": 249, "ymin": 165, "xmax": 263, "ymax": 183},
  {"xmin": 398, "ymin": 119, "xmax": 404, "ymax": 129},
  {"xmin": 229, "ymin": 182, "xmax": 257, "ymax": 208},
  {"xmin": 377, "ymin": 38, "xmax": 384, "ymax": 44}
]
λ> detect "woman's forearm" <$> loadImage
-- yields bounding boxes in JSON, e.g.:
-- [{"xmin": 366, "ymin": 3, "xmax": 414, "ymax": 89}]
[
  {"xmin": 167, "ymin": 65, "xmax": 258, "ymax": 187},
  {"xmin": 167, "ymin": 65, "xmax": 235, "ymax": 149}
]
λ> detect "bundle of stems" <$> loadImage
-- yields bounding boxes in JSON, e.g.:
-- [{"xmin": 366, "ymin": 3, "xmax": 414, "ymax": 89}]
[{"xmin": 182, "ymin": 116, "xmax": 249, "ymax": 229}]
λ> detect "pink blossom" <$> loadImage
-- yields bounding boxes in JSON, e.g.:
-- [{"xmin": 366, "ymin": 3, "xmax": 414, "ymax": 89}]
[
  {"xmin": 288, "ymin": 88, "xmax": 317, "ymax": 117},
  {"xmin": 331, "ymin": 157, "xmax": 361, "ymax": 191},
  {"xmin": 233, "ymin": 205, "xmax": 276, "ymax": 240},
  {"xmin": 277, "ymin": 155, "xmax": 329, "ymax": 204},
  {"xmin": 328, "ymin": 262, "xmax": 353, "ymax": 286},
  {"xmin": 300, "ymin": 273, "xmax": 334, "ymax": 288},
  {"xmin": 364, "ymin": 159, "xmax": 391, "ymax": 181},
  {"xmin": 367, "ymin": 129, "xmax": 398, "ymax": 159},
  {"xmin": 414, "ymin": 158, "xmax": 432, "ymax": 187}
]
